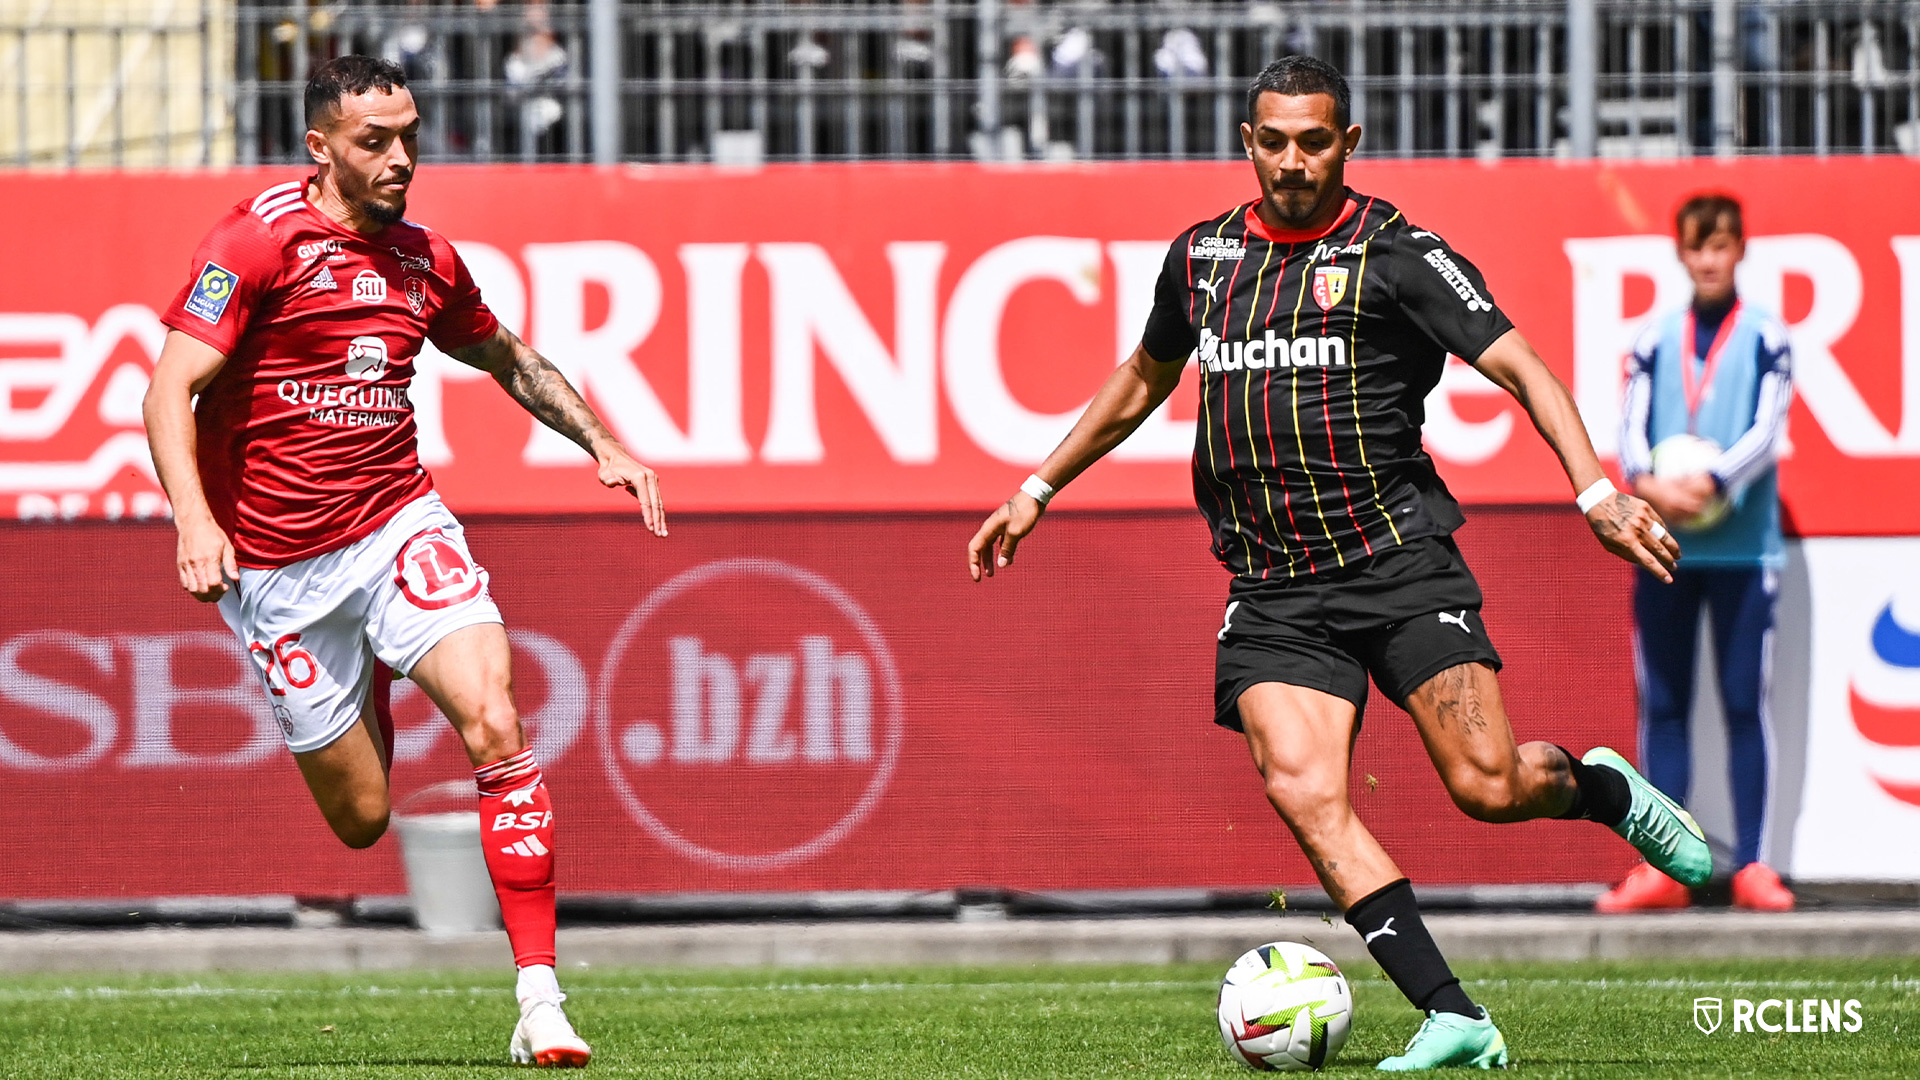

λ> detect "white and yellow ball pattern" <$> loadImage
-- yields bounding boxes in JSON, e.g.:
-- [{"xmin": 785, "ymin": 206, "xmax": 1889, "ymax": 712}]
[{"xmin": 1217, "ymin": 941, "xmax": 1353, "ymax": 1071}]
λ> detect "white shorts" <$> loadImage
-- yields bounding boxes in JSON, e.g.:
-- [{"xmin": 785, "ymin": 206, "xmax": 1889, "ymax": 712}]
[{"xmin": 218, "ymin": 492, "xmax": 503, "ymax": 754}]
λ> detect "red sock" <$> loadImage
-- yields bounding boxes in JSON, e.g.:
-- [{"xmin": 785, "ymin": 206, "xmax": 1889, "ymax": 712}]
[{"xmin": 474, "ymin": 747, "xmax": 557, "ymax": 968}]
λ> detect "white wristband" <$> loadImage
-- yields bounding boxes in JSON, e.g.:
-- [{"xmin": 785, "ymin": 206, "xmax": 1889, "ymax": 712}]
[
  {"xmin": 1020, "ymin": 474, "xmax": 1056, "ymax": 507},
  {"xmin": 1575, "ymin": 478, "xmax": 1617, "ymax": 515}
]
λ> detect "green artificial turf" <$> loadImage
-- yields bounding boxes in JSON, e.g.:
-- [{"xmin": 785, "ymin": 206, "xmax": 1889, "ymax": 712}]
[{"xmin": 0, "ymin": 957, "xmax": 1912, "ymax": 1077}]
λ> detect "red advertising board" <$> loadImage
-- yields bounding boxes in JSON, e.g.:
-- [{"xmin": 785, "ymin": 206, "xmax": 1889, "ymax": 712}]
[
  {"xmin": 0, "ymin": 160, "xmax": 1915, "ymax": 534},
  {"xmin": 0, "ymin": 506, "xmax": 1635, "ymax": 899}
]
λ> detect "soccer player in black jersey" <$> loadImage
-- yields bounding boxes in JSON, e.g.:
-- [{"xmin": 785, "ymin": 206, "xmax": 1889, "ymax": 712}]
[{"xmin": 968, "ymin": 56, "xmax": 1710, "ymax": 1070}]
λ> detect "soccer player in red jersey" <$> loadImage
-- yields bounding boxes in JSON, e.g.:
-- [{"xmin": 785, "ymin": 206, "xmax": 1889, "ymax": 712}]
[{"xmin": 142, "ymin": 56, "xmax": 661, "ymax": 1068}]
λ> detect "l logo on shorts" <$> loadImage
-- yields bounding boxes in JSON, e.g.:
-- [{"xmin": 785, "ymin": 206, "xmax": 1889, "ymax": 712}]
[{"xmin": 394, "ymin": 527, "xmax": 485, "ymax": 609}]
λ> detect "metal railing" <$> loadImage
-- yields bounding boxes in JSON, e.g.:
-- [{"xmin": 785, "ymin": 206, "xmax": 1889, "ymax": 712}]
[
  {"xmin": 0, "ymin": 0, "xmax": 234, "ymax": 167},
  {"xmin": 5, "ymin": 2, "xmax": 1917, "ymax": 168}
]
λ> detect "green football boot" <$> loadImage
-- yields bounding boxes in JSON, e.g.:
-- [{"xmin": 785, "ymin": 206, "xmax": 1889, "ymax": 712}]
[
  {"xmin": 1583, "ymin": 746, "xmax": 1712, "ymax": 888},
  {"xmin": 1377, "ymin": 1008, "xmax": 1508, "ymax": 1071}
]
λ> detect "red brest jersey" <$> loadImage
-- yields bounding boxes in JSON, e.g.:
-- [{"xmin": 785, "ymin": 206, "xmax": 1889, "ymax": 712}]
[{"xmin": 162, "ymin": 178, "xmax": 498, "ymax": 568}]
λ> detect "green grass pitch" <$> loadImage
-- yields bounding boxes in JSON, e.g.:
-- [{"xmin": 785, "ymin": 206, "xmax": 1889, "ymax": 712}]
[{"xmin": 0, "ymin": 957, "xmax": 1912, "ymax": 1077}]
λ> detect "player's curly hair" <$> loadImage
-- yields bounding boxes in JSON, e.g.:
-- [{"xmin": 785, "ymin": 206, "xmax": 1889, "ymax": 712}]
[
  {"xmin": 1246, "ymin": 55, "xmax": 1351, "ymax": 128},
  {"xmin": 306, "ymin": 55, "xmax": 409, "ymax": 129}
]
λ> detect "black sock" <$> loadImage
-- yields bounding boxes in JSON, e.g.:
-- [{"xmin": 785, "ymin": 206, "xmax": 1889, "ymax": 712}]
[
  {"xmin": 1553, "ymin": 744, "xmax": 1631, "ymax": 827},
  {"xmin": 1344, "ymin": 879, "xmax": 1478, "ymax": 1017}
]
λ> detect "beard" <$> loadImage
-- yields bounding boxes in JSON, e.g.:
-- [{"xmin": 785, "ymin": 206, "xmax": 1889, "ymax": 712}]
[
  {"xmin": 360, "ymin": 195, "xmax": 406, "ymax": 226},
  {"xmin": 338, "ymin": 168, "xmax": 408, "ymax": 226},
  {"xmin": 1266, "ymin": 181, "xmax": 1327, "ymax": 228}
]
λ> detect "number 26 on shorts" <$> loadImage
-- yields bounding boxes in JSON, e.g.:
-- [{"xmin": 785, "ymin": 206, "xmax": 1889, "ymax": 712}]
[{"xmin": 249, "ymin": 633, "xmax": 321, "ymax": 697}]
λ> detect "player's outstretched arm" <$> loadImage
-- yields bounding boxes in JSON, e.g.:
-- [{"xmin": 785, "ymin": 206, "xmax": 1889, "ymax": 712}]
[
  {"xmin": 967, "ymin": 343, "xmax": 1185, "ymax": 581},
  {"xmin": 143, "ymin": 330, "xmax": 239, "ymax": 602},
  {"xmin": 449, "ymin": 326, "xmax": 667, "ymax": 537},
  {"xmin": 1472, "ymin": 329, "xmax": 1681, "ymax": 583}
]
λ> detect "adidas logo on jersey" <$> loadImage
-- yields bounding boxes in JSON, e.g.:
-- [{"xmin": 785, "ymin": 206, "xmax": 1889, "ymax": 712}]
[
  {"xmin": 1197, "ymin": 326, "xmax": 1348, "ymax": 372},
  {"xmin": 501, "ymin": 835, "xmax": 551, "ymax": 858},
  {"xmin": 311, "ymin": 266, "xmax": 337, "ymax": 291}
]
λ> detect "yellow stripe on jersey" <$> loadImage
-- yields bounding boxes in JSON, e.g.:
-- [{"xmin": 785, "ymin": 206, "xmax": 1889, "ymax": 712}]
[
  {"xmin": 1345, "ymin": 211, "xmax": 1407, "ymax": 547},
  {"xmin": 1286, "ymin": 245, "xmax": 1343, "ymax": 566},
  {"xmin": 1197, "ymin": 207, "xmax": 1256, "ymax": 571},
  {"xmin": 1239, "ymin": 239, "xmax": 1297, "ymax": 576}
]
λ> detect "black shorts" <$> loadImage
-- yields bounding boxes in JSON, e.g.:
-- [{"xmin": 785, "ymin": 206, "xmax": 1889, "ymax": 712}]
[{"xmin": 1213, "ymin": 535, "xmax": 1502, "ymax": 731}]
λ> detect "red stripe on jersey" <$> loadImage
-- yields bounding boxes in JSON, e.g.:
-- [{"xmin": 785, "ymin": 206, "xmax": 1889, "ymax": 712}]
[
  {"xmin": 1213, "ymin": 227, "xmax": 1274, "ymax": 568},
  {"xmin": 1318, "ymin": 196, "xmax": 1375, "ymax": 337},
  {"xmin": 1185, "ymin": 221, "xmax": 1241, "ymax": 540},
  {"xmin": 1315, "ymin": 197, "xmax": 1381, "ymax": 560},
  {"xmin": 1260, "ymin": 246, "xmax": 1313, "ymax": 578},
  {"xmin": 1320, "ymin": 365, "xmax": 1373, "ymax": 558}
]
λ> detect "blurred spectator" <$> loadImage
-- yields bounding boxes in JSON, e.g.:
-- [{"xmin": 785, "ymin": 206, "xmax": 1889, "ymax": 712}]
[
  {"xmin": 505, "ymin": 0, "xmax": 569, "ymax": 144},
  {"xmin": 382, "ymin": 0, "xmax": 432, "ymax": 82},
  {"xmin": 1154, "ymin": 28, "xmax": 1208, "ymax": 79},
  {"xmin": 789, "ymin": 39, "xmax": 830, "ymax": 72},
  {"xmin": 1599, "ymin": 193, "xmax": 1796, "ymax": 915},
  {"xmin": 1004, "ymin": 35, "xmax": 1044, "ymax": 81},
  {"xmin": 1050, "ymin": 27, "xmax": 1104, "ymax": 78}
]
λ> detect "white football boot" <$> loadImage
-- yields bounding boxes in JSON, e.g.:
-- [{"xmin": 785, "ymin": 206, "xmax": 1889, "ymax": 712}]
[{"xmin": 510, "ymin": 994, "xmax": 592, "ymax": 1068}]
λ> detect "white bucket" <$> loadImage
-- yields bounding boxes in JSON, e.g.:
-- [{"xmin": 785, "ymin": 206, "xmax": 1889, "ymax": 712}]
[{"xmin": 393, "ymin": 780, "xmax": 502, "ymax": 935}]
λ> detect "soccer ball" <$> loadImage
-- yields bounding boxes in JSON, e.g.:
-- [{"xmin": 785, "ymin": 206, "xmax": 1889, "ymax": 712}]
[
  {"xmin": 1217, "ymin": 941, "xmax": 1353, "ymax": 1071},
  {"xmin": 1650, "ymin": 433, "xmax": 1729, "ymax": 530}
]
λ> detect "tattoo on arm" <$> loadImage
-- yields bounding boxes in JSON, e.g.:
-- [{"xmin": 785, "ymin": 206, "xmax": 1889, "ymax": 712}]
[{"xmin": 451, "ymin": 328, "xmax": 613, "ymax": 456}]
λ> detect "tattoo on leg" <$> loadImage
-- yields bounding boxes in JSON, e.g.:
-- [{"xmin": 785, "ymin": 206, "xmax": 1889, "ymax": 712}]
[{"xmin": 1418, "ymin": 666, "xmax": 1489, "ymax": 735}]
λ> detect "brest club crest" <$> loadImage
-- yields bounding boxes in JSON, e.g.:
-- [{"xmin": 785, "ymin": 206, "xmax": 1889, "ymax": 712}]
[
  {"xmin": 1694, "ymin": 997, "xmax": 1723, "ymax": 1034},
  {"xmin": 1312, "ymin": 265, "xmax": 1350, "ymax": 311}
]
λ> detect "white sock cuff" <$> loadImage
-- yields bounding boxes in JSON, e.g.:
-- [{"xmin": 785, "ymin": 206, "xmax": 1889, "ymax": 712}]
[{"xmin": 516, "ymin": 963, "xmax": 562, "ymax": 1004}]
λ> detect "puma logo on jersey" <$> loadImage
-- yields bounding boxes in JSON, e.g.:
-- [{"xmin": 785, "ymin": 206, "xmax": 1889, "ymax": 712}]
[
  {"xmin": 1363, "ymin": 918, "xmax": 1398, "ymax": 944},
  {"xmin": 1438, "ymin": 610, "xmax": 1472, "ymax": 634},
  {"xmin": 1196, "ymin": 277, "xmax": 1220, "ymax": 302}
]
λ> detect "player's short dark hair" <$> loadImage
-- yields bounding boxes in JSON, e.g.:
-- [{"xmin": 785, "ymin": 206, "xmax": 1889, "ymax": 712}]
[
  {"xmin": 1246, "ymin": 55, "xmax": 1351, "ymax": 128},
  {"xmin": 305, "ymin": 55, "xmax": 409, "ymax": 129},
  {"xmin": 1675, "ymin": 192, "xmax": 1744, "ymax": 245}
]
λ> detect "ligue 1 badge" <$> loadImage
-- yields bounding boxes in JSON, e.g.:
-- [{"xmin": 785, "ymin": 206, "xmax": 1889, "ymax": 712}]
[{"xmin": 1312, "ymin": 265, "xmax": 1350, "ymax": 311}]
